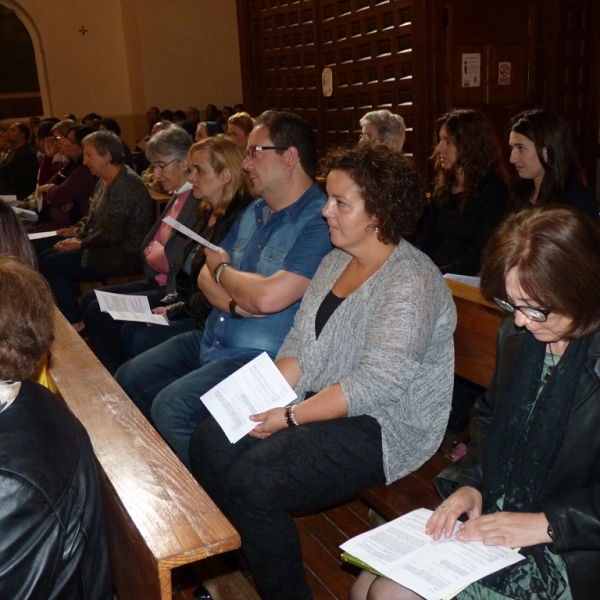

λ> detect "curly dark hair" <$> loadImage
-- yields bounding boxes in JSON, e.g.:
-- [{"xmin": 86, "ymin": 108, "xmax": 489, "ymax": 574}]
[
  {"xmin": 0, "ymin": 257, "xmax": 55, "ymax": 381},
  {"xmin": 320, "ymin": 144, "xmax": 425, "ymax": 244},
  {"xmin": 432, "ymin": 109, "xmax": 508, "ymax": 211}
]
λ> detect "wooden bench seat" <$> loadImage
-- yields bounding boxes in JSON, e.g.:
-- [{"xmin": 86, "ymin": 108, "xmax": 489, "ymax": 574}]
[
  {"xmin": 48, "ymin": 309, "xmax": 258, "ymax": 600},
  {"xmin": 360, "ymin": 280, "xmax": 502, "ymax": 524}
]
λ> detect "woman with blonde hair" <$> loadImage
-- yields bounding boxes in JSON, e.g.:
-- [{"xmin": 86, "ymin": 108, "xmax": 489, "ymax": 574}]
[
  {"xmin": 120, "ymin": 134, "xmax": 253, "ymax": 358},
  {"xmin": 227, "ymin": 111, "xmax": 254, "ymax": 150}
]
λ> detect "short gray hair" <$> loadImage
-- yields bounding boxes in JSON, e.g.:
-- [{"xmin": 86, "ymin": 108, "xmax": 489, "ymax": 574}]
[
  {"xmin": 146, "ymin": 124, "xmax": 193, "ymax": 162},
  {"xmin": 360, "ymin": 110, "xmax": 406, "ymax": 151},
  {"xmin": 82, "ymin": 130, "xmax": 124, "ymax": 165}
]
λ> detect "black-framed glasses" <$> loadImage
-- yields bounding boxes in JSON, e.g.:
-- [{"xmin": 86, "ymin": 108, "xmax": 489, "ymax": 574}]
[
  {"xmin": 151, "ymin": 159, "xmax": 177, "ymax": 171},
  {"xmin": 493, "ymin": 297, "xmax": 551, "ymax": 322},
  {"xmin": 246, "ymin": 145, "xmax": 289, "ymax": 159}
]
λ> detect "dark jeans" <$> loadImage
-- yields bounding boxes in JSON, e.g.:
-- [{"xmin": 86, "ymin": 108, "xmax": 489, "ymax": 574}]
[
  {"xmin": 39, "ymin": 248, "xmax": 107, "ymax": 323},
  {"xmin": 31, "ymin": 235, "xmax": 64, "ymax": 256},
  {"xmin": 190, "ymin": 414, "xmax": 385, "ymax": 600},
  {"xmin": 114, "ymin": 330, "xmax": 259, "ymax": 468},
  {"xmin": 121, "ymin": 315, "xmax": 198, "ymax": 360},
  {"xmin": 81, "ymin": 280, "xmax": 165, "ymax": 374}
]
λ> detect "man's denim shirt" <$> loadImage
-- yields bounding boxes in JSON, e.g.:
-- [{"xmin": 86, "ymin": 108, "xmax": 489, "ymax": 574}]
[{"xmin": 200, "ymin": 181, "xmax": 332, "ymax": 364}]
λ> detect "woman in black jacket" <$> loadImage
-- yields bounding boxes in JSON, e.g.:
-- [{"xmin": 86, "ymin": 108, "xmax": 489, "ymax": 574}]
[
  {"xmin": 418, "ymin": 109, "xmax": 509, "ymax": 276},
  {"xmin": 352, "ymin": 205, "xmax": 600, "ymax": 600},
  {"xmin": 121, "ymin": 135, "xmax": 253, "ymax": 359},
  {"xmin": 509, "ymin": 109, "xmax": 598, "ymax": 220}
]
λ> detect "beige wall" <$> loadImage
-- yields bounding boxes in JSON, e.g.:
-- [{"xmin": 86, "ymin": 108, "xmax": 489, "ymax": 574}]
[{"xmin": 1, "ymin": 0, "xmax": 242, "ymax": 145}]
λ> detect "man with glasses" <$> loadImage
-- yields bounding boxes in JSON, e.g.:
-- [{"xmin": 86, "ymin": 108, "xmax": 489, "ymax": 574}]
[
  {"xmin": 116, "ymin": 110, "xmax": 332, "ymax": 468},
  {"xmin": 0, "ymin": 122, "xmax": 39, "ymax": 199}
]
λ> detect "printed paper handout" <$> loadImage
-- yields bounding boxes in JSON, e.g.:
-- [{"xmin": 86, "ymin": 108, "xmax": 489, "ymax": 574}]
[
  {"xmin": 201, "ymin": 352, "xmax": 297, "ymax": 443},
  {"xmin": 94, "ymin": 290, "xmax": 169, "ymax": 325},
  {"xmin": 340, "ymin": 508, "xmax": 524, "ymax": 600}
]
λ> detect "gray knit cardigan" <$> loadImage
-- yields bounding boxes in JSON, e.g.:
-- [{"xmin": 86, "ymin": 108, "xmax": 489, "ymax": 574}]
[{"xmin": 277, "ymin": 241, "xmax": 456, "ymax": 483}]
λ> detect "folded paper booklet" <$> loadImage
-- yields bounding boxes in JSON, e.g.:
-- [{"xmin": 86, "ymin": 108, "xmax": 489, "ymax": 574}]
[{"xmin": 340, "ymin": 508, "xmax": 524, "ymax": 600}]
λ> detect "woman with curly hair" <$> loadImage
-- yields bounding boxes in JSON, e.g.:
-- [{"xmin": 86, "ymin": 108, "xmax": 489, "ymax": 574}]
[
  {"xmin": 419, "ymin": 108, "xmax": 509, "ymax": 275},
  {"xmin": 508, "ymin": 109, "xmax": 597, "ymax": 220},
  {"xmin": 190, "ymin": 144, "xmax": 457, "ymax": 600}
]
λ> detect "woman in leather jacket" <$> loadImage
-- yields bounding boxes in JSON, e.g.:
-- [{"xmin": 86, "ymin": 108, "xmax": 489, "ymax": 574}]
[
  {"xmin": 0, "ymin": 258, "xmax": 111, "ymax": 600},
  {"xmin": 352, "ymin": 205, "xmax": 600, "ymax": 600},
  {"xmin": 120, "ymin": 134, "xmax": 253, "ymax": 358}
]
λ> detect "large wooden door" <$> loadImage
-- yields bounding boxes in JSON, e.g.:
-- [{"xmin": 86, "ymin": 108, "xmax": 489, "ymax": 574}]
[
  {"xmin": 237, "ymin": 0, "xmax": 418, "ymax": 163},
  {"xmin": 442, "ymin": 0, "xmax": 536, "ymax": 143}
]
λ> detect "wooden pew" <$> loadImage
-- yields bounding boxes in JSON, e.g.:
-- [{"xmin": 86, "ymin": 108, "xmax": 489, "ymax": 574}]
[
  {"xmin": 445, "ymin": 278, "xmax": 503, "ymax": 389},
  {"xmin": 360, "ymin": 280, "xmax": 503, "ymax": 522},
  {"xmin": 48, "ymin": 309, "xmax": 258, "ymax": 600}
]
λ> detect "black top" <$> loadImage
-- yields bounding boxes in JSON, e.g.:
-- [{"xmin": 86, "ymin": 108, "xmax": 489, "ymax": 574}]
[
  {"xmin": 165, "ymin": 191, "xmax": 253, "ymax": 325},
  {"xmin": 315, "ymin": 290, "xmax": 345, "ymax": 338},
  {"xmin": 419, "ymin": 172, "xmax": 509, "ymax": 276}
]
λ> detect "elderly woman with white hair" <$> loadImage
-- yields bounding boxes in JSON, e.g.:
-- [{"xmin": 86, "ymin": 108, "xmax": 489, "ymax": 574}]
[
  {"xmin": 359, "ymin": 109, "xmax": 407, "ymax": 152},
  {"xmin": 81, "ymin": 125, "xmax": 200, "ymax": 373}
]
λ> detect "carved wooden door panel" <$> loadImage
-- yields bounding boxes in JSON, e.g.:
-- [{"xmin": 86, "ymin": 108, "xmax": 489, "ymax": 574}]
[{"xmin": 238, "ymin": 0, "xmax": 415, "ymax": 159}]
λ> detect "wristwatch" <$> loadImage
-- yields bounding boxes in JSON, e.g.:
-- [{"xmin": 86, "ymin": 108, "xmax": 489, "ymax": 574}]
[{"xmin": 547, "ymin": 523, "xmax": 555, "ymax": 542}]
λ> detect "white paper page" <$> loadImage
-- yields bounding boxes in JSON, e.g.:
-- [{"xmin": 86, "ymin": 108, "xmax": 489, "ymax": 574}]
[
  {"xmin": 443, "ymin": 273, "xmax": 481, "ymax": 288},
  {"xmin": 94, "ymin": 290, "xmax": 169, "ymax": 325},
  {"xmin": 201, "ymin": 352, "xmax": 297, "ymax": 443},
  {"xmin": 28, "ymin": 230, "xmax": 58, "ymax": 241},
  {"xmin": 11, "ymin": 206, "xmax": 38, "ymax": 222},
  {"xmin": 341, "ymin": 509, "xmax": 524, "ymax": 600},
  {"xmin": 163, "ymin": 216, "xmax": 221, "ymax": 252},
  {"xmin": 0, "ymin": 195, "xmax": 18, "ymax": 206},
  {"xmin": 95, "ymin": 290, "xmax": 152, "ymax": 313},
  {"xmin": 104, "ymin": 310, "xmax": 169, "ymax": 325}
]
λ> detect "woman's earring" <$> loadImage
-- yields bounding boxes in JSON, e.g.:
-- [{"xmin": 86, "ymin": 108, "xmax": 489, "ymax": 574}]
[{"xmin": 375, "ymin": 227, "xmax": 380, "ymax": 234}]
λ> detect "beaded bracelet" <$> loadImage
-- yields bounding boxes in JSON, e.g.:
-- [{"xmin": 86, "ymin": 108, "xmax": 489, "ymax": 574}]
[{"xmin": 284, "ymin": 405, "xmax": 299, "ymax": 427}]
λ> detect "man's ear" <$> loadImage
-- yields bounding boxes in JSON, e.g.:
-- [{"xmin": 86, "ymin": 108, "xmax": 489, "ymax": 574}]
[{"xmin": 284, "ymin": 146, "xmax": 300, "ymax": 170}]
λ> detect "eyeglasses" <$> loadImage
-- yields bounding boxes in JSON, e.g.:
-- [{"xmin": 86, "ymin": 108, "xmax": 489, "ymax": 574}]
[
  {"xmin": 151, "ymin": 159, "xmax": 177, "ymax": 171},
  {"xmin": 493, "ymin": 298, "xmax": 551, "ymax": 322},
  {"xmin": 359, "ymin": 133, "xmax": 382, "ymax": 143},
  {"xmin": 246, "ymin": 145, "xmax": 289, "ymax": 159},
  {"xmin": 54, "ymin": 135, "xmax": 65, "ymax": 140}
]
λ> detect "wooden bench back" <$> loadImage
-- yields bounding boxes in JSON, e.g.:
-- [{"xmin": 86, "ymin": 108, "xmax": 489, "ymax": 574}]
[
  {"xmin": 48, "ymin": 310, "xmax": 242, "ymax": 600},
  {"xmin": 446, "ymin": 279, "xmax": 502, "ymax": 388}
]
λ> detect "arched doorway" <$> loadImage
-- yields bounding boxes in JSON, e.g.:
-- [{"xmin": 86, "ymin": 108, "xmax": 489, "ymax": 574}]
[{"xmin": 0, "ymin": 2, "xmax": 49, "ymax": 117}]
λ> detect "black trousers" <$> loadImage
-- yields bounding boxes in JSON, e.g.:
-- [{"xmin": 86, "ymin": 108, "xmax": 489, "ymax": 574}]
[{"xmin": 190, "ymin": 414, "xmax": 385, "ymax": 600}]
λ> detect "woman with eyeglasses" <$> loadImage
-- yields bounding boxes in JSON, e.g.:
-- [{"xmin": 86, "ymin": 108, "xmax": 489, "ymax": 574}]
[
  {"xmin": 352, "ymin": 204, "xmax": 600, "ymax": 600},
  {"xmin": 509, "ymin": 109, "xmax": 598, "ymax": 220},
  {"xmin": 358, "ymin": 109, "xmax": 406, "ymax": 152},
  {"xmin": 117, "ymin": 135, "xmax": 252, "ymax": 365},
  {"xmin": 418, "ymin": 109, "xmax": 509, "ymax": 276},
  {"xmin": 80, "ymin": 124, "xmax": 199, "ymax": 373}
]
